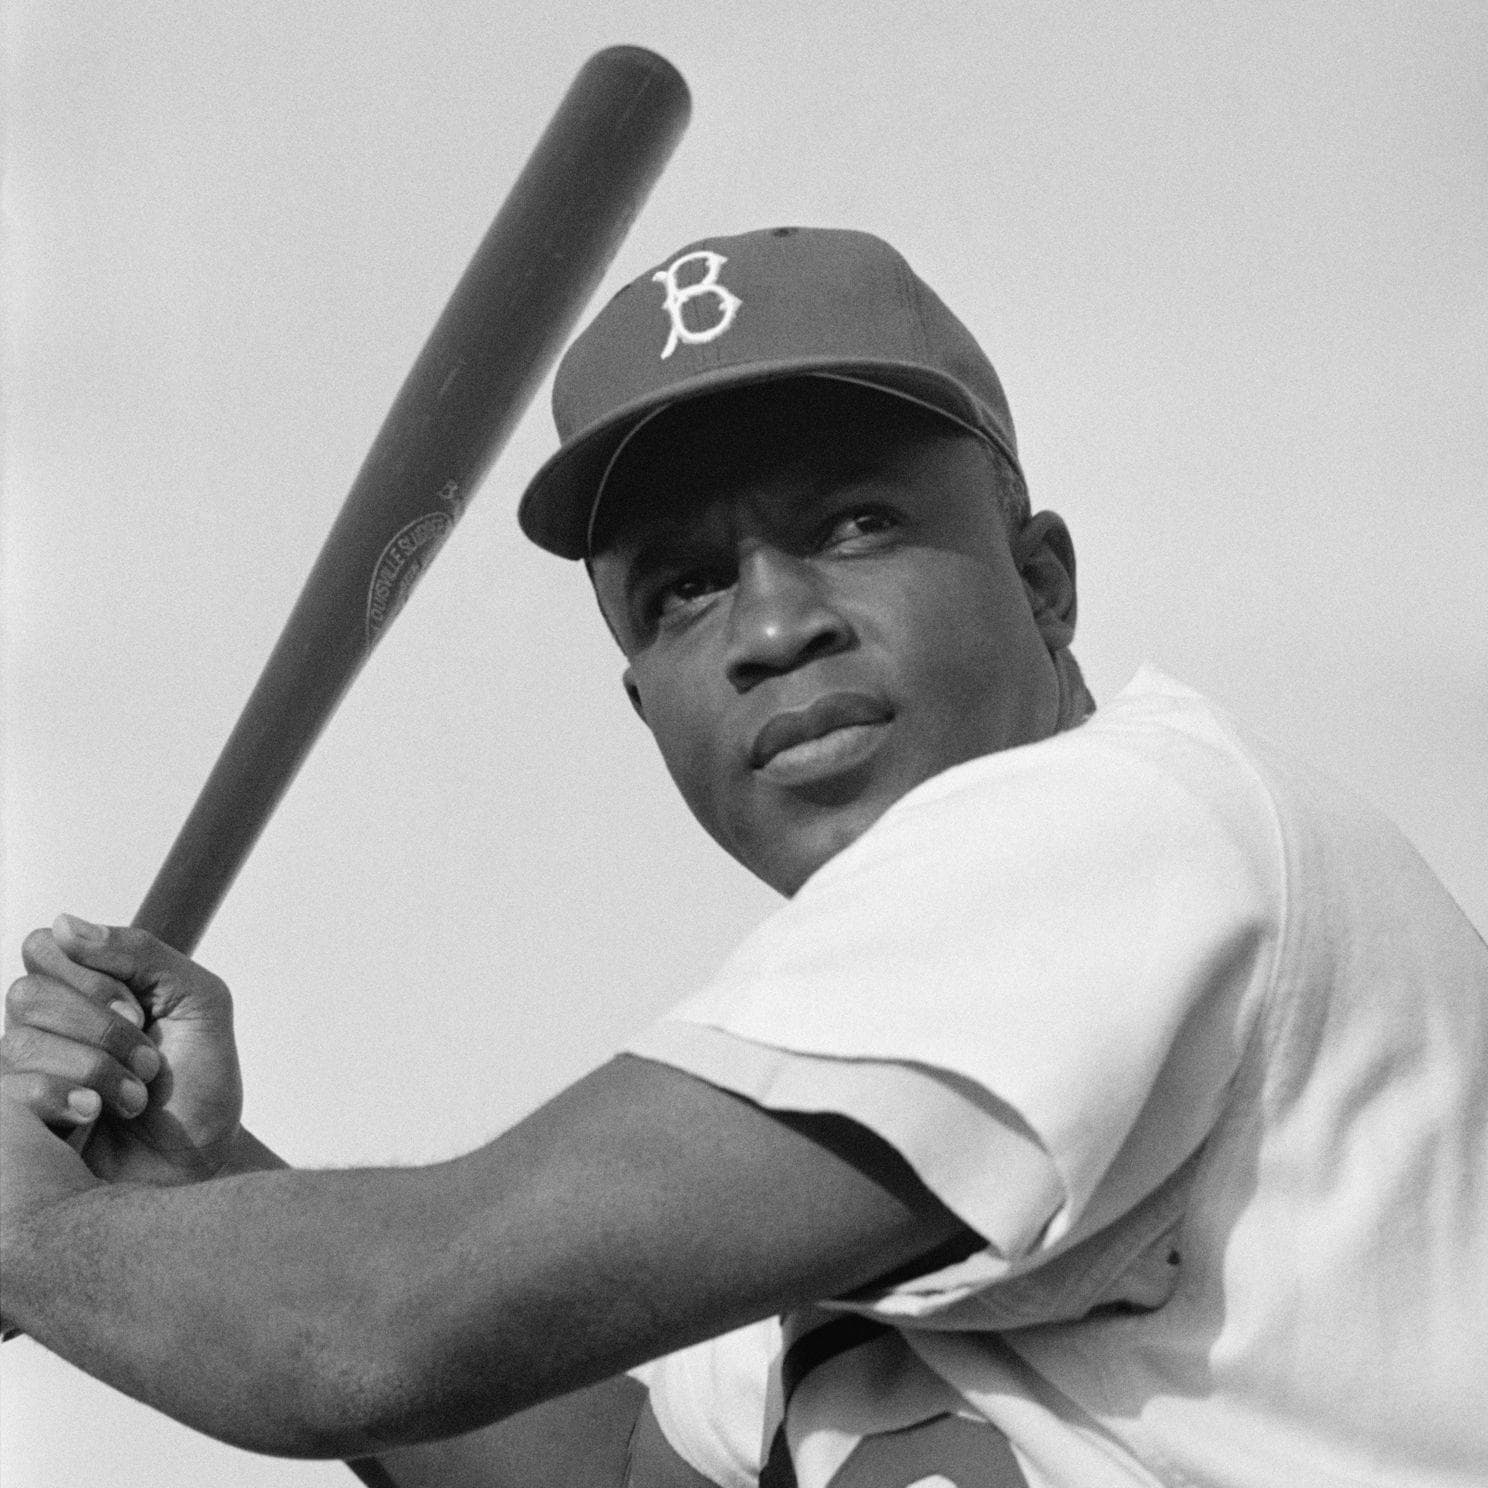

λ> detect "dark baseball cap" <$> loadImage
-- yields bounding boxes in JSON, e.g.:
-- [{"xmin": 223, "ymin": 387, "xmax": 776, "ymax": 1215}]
[{"xmin": 517, "ymin": 227, "xmax": 1022, "ymax": 558}]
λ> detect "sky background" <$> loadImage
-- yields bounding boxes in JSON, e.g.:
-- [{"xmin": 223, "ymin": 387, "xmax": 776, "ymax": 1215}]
[{"xmin": 3, "ymin": 3, "xmax": 1484, "ymax": 1483}]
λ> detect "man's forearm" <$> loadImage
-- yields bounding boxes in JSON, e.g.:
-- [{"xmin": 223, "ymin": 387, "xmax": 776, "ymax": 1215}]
[
  {"xmin": 0, "ymin": 1126, "xmax": 287, "ymax": 1343},
  {"xmin": 134, "ymin": 1133, "xmax": 639, "ymax": 1488},
  {"xmin": 212, "ymin": 1134, "xmax": 428, "ymax": 1488},
  {"xmin": 3, "ymin": 1159, "xmax": 530, "ymax": 1458}
]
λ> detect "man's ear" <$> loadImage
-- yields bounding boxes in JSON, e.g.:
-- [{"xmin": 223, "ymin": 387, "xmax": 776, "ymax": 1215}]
[
  {"xmin": 622, "ymin": 665, "xmax": 647, "ymax": 723},
  {"xmin": 1014, "ymin": 511, "xmax": 1078, "ymax": 652}
]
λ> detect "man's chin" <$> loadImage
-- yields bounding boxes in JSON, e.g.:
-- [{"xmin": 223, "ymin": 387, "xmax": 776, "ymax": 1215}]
[{"xmin": 746, "ymin": 791, "xmax": 898, "ymax": 898}]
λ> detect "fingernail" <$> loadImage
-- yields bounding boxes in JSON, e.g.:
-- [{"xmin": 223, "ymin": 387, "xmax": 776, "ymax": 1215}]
[
  {"xmin": 110, "ymin": 998, "xmax": 144, "ymax": 1029},
  {"xmin": 130, "ymin": 1044, "xmax": 161, "ymax": 1081},
  {"xmin": 57, "ymin": 913, "xmax": 106, "ymax": 944},
  {"xmin": 68, "ymin": 1088, "xmax": 102, "ymax": 1120},
  {"xmin": 120, "ymin": 1079, "xmax": 148, "ymax": 1115}
]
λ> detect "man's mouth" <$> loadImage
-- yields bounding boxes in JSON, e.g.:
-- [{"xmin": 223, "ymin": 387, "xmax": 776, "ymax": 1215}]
[{"xmin": 750, "ymin": 692, "xmax": 894, "ymax": 786}]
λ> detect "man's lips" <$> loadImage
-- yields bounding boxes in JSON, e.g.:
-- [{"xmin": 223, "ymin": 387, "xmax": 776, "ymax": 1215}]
[{"xmin": 749, "ymin": 692, "xmax": 894, "ymax": 776}]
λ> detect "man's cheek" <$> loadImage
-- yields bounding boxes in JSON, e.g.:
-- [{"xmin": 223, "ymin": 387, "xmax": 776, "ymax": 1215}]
[{"xmin": 651, "ymin": 711, "xmax": 727, "ymax": 830}]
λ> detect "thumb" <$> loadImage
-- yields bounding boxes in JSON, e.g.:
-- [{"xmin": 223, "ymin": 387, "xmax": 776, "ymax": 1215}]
[{"xmin": 52, "ymin": 913, "xmax": 115, "ymax": 953}]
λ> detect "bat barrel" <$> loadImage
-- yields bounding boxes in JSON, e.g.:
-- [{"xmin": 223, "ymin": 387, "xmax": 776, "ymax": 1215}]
[{"xmin": 133, "ymin": 47, "xmax": 690, "ymax": 955}]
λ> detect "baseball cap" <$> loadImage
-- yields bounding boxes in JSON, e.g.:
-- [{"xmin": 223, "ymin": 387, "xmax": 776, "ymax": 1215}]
[{"xmin": 517, "ymin": 227, "xmax": 1022, "ymax": 558}]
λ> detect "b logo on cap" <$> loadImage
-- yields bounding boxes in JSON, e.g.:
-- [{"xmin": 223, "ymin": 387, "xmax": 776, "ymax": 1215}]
[{"xmin": 652, "ymin": 250, "xmax": 742, "ymax": 359}]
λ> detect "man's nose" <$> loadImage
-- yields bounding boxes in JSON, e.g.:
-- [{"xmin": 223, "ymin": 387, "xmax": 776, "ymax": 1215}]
[{"xmin": 724, "ymin": 546, "xmax": 854, "ymax": 693}]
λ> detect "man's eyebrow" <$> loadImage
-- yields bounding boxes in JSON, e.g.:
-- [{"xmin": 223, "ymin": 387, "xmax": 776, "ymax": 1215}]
[
  {"xmin": 814, "ymin": 448, "xmax": 911, "ymax": 499},
  {"xmin": 616, "ymin": 525, "xmax": 692, "ymax": 583},
  {"xmin": 603, "ymin": 519, "xmax": 715, "ymax": 607}
]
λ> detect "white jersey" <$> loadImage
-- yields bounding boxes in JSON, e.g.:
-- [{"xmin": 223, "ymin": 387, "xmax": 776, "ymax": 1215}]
[{"xmin": 626, "ymin": 667, "xmax": 1488, "ymax": 1488}]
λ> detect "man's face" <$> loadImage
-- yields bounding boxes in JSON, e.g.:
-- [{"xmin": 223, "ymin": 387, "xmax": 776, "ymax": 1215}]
[{"xmin": 589, "ymin": 383, "xmax": 1073, "ymax": 896}]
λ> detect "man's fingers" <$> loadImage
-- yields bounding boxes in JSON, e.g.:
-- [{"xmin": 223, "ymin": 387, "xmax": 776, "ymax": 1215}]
[
  {"xmin": 4, "ymin": 976, "xmax": 157, "ymax": 1077},
  {"xmin": 23, "ymin": 915, "xmax": 170, "ymax": 988},
  {"xmin": 1, "ymin": 1027, "xmax": 151, "ymax": 1120},
  {"xmin": 45, "ymin": 916, "xmax": 178, "ymax": 988},
  {"xmin": 19, "ymin": 926, "xmax": 138, "ymax": 1012},
  {"xmin": 19, "ymin": 925, "xmax": 149, "ymax": 1029},
  {"xmin": 3, "ymin": 960, "xmax": 162, "ymax": 1123},
  {"xmin": 21, "ymin": 919, "xmax": 230, "ymax": 1025},
  {"xmin": 3, "ymin": 1070, "xmax": 105, "ymax": 1130}
]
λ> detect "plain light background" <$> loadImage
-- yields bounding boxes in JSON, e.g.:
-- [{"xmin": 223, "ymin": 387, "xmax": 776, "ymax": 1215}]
[{"xmin": 3, "ymin": 3, "xmax": 1484, "ymax": 1483}]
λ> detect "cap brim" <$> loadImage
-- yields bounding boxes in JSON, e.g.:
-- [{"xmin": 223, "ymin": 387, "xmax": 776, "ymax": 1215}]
[{"xmin": 517, "ymin": 356, "xmax": 1020, "ymax": 559}]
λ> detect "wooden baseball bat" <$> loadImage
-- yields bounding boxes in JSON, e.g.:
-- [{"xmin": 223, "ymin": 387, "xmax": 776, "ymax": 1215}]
[{"xmin": 130, "ymin": 47, "xmax": 690, "ymax": 956}]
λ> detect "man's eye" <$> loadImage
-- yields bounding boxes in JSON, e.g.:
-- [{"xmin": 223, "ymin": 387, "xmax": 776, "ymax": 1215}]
[
  {"xmin": 826, "ymin": 508, "xmax": 900, "ymax": 547},
  {"xmin": 651, "ymin": 568, "xmax": 728, "ymax": 619}
]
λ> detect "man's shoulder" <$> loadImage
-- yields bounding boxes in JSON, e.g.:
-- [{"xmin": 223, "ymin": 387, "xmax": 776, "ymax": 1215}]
[{"xmin": 830, "ymin": 664, "xmax": 1284, "ymax": 890}]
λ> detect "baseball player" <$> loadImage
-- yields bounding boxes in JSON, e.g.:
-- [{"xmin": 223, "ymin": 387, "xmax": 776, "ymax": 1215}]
[{"xmin": 3, "ymin": 228, "xmax": 1486, "ymax": 1488}]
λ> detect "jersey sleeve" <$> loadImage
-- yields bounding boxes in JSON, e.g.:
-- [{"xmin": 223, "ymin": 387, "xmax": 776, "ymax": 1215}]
[{"xmin": 625, "ymin": 690, "xmax": 1283, "ymax": 1308}]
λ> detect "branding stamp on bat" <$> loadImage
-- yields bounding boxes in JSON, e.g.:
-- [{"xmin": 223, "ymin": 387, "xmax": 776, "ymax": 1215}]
[{"xmin": 365, "ymin": 511, "xmax": 453, "ymax": 645}]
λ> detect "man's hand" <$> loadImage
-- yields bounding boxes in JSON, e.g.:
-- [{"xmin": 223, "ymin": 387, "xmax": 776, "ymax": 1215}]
[{"xmin": 2, "ymin": 917, "xmax": 243, "ymax": 1186}]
